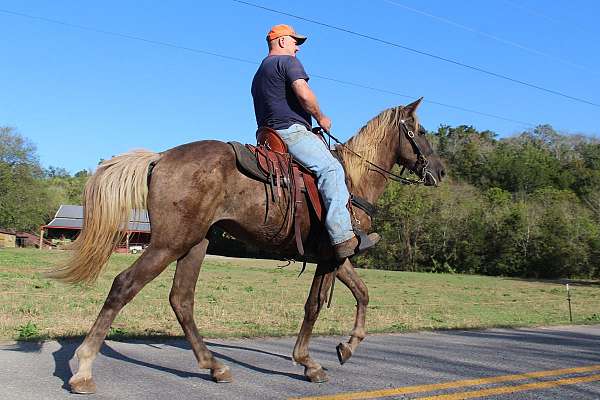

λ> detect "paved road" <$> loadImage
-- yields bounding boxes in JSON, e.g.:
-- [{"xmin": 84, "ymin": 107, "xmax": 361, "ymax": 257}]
[{"xmin": 1, "ymin": 325, "xmax": 599, "ymax": 399}]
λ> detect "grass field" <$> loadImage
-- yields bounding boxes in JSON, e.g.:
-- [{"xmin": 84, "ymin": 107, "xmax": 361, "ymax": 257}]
[{"xmin": 0, "ymin": 248, "xmax": 599, "ymax": 341}]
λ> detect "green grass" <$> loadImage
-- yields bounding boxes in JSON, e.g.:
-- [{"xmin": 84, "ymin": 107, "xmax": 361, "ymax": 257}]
[{"xmin": 0, "ymin": 248, "xmax": 599, "ymax": 341}]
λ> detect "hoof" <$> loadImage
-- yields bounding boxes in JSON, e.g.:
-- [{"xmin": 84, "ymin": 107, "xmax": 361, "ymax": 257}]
[
  {"xmin": 69, "ymin": 377, "xmax": 97, "ymax": 394},
  {"xmin": 305, "ymin": 367, "xmax": 328, "ymax": 383},
  {"xmin": 211, "ymin": 366, "xmax": 233, "ymax": 383},
  {"xmin": 336, "ymin": 342, "xmax": 353, "ymax": 365}
]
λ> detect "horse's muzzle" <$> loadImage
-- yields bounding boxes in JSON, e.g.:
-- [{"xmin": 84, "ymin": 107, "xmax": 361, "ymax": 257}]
[{"xmin": 423, "ymin": 169, "xmax": 438, "ymax": 186}]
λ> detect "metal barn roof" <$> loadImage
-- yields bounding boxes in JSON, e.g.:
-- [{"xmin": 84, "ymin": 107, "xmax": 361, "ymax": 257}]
[{"xmin": 44, "ymin": 205, "xmax": 151, "ymax": 232}]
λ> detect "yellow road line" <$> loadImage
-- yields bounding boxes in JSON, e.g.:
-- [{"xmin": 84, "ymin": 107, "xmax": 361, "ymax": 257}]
[
  {"xmin": 417, "ymin": 373, "xmax": 600, "ymax": 399},
  {"xmin": 289, "ymin": 364, "xmax": 600, "ymax": 400}
]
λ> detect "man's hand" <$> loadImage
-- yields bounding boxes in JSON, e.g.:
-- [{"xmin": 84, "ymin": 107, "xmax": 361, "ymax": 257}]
[{"xmin": 317, "ymin": 115, "xmax": 332, "ymax": 133}]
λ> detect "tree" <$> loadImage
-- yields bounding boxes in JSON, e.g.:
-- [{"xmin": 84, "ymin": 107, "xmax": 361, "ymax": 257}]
[
  {"xmin": 44, "ymin": 168, "xmax": 90, "ymax": 206},
  {"xmin": 0, "ymin": 128, "xmax": 53, "ymax": 231},
  {"xmin": 358, "ymin": 124, "xmax": 600, "ymax": 279},
  {"xmin": 0, "ymin": 127, "xmax": 39, "ymax": 166},
  {"xmin": 434, "ymin": 124, "xmax": 496, "ymax": 184}
]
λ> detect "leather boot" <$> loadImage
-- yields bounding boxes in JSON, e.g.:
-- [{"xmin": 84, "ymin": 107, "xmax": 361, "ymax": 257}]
[{"xmin": 334, "ymin": 233, "xmax": 380, "ymax": 260}]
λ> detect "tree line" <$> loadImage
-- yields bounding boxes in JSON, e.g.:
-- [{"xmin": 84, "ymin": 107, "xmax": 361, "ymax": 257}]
[
  {"xmin": 0, "ymin": 127, "xmax": 89, "ymax": 231},
  {"xmin": 1, "ymin": 124, "xmax": 599, "ymax": 278},
  {"xmin": 356, "ymin": 124, "xmax": 600, "ymax": 279}
]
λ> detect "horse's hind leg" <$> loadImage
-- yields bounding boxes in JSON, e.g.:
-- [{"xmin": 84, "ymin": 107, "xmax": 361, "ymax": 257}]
[
  {"xmin": 334, "ymin": 259, "xmax": 369, "ymax": 365},
  {"xmin": 169, "ymin": 239, "xmax": 232, "ymax": 383},
  {"xmin": 69, "ymin": 246, "xmax": 178, "ymax": 394},
  {"xmin": 292, "ymin": 261, "xmax": 336, "ymax": 383}
]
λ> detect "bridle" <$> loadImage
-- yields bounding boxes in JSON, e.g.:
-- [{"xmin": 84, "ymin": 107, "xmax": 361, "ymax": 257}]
[
  {"xmin": 317, "ymin": 117, "xmax": 436, "ymax": 186},
  {"xmin": 397, "ymin": 119, "xmax": 436, "ymax": 186}
]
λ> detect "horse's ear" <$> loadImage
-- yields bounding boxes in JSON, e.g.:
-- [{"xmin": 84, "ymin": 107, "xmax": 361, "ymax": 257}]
[{"xmin": 404, "ymin": 97, "xmax": 423, "ymax": 114}]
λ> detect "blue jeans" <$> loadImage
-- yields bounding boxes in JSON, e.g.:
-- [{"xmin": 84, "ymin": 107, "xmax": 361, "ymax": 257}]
[{"xmin": 276, "ymin": 124, "xmax": 354, "ymax": 245}]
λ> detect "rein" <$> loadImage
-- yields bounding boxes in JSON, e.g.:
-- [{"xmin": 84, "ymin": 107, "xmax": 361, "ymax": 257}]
[{"xmin": 316, "ymin": 120, "xmax": 427, "ymax": 185}]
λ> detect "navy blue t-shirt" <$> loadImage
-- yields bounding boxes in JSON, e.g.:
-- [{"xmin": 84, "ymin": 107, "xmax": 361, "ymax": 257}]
[{"xmin": 251, "ymin": 55, "xmax": 312, "ymax": 130}]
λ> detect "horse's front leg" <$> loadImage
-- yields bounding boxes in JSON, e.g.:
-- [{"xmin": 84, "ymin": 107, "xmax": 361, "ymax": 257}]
[
  {"xmin": 335, "ymin": 259, "xmax": 369, "ymax": 364},
  {"xmin": 293, "ymin": 262, "xmax": 336, "ymax": 383}
]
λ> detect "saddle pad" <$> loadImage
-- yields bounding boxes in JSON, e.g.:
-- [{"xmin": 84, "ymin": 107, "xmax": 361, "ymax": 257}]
[{"xmin": 229, "ymin": 141, "xmax": 271, "ymax": 184}]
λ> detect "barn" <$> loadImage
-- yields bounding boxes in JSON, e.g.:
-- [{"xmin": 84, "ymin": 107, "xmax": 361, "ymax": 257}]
[
  {"xmin": 40, "ymin": 205, "xmax": 273, "ymax": 258},
  {"xmin": 41, "ymin": 205, "xmax": 151, "ymax": 253},
  {"xmin": 0, "ymin": 228, "xmax": 51, "ymax": 249},
  {"xmin": 0, "ymin": 229, "xmax": 16, "ymax": 248}
]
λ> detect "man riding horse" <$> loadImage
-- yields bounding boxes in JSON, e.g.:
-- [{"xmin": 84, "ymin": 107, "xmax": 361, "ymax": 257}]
[
  {"xmin": 58, "ymin": 23, "xmax": 445, "ymax": 393},
  {"xmin": 251, "ymin": 24, "xmax": 380, "ymax": 260}
]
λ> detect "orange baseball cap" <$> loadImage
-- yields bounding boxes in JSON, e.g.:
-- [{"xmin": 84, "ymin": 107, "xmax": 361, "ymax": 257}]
[{"xmin": 266, "ymin": 24, "xmax": 307, "ymax": 44}]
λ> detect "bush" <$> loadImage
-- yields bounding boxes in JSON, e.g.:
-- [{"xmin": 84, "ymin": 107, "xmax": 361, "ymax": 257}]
[{"xmin": 17, "ymin": 321, "xmax": 40, "ymax": 340}]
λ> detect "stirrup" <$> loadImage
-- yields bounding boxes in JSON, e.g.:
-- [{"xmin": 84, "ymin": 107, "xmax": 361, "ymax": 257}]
[{"xmin": 353, "ymin": 228, "xmax": 380, "ymax": 255}]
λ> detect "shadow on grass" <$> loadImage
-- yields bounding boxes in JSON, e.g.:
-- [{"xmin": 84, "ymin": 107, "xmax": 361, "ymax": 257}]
[{"xmin": 502, "ymin": 277, "xmax": 600, "ymax": 287}]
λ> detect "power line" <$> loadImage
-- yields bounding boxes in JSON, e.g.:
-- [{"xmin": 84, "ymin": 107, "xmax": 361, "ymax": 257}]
[
  {"xmin": 232, "ymin": 0, "xmax": 600, "ymax": 109},
  {"xmin": 0, "ymin": 8, "xmax": 257, "ymax": 66},
  {"xmin": 502, "ymin": 0, "xmax": 595, "ymax": 38},
  {"xmin": 0, "ymin": 7, "xmax": 534, "ymax": 126},
  {"xmin": 382, "ymin": 0, "xmax": 597, "ymax": 75},
  {"xmin": 311, "ymin": 74, "xmax": 534, "ymax": 126}
]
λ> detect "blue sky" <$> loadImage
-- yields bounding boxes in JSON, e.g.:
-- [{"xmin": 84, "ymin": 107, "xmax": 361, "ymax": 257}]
[{"xmin": 1, "ymin": 0, "xmax": 599, "ymax": 173}]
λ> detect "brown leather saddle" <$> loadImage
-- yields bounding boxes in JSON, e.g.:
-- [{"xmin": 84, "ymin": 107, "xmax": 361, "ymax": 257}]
[
  {"xmin": 252, "ymin": 127, "xmax": 325, "ymax": 218},
  {"xmin": 249, "ymin": 127, "xmax": 325, "ymax": 256},
  {"xmin": 228, "ymin": 127, "xmax": 376, "ymax": 258}
]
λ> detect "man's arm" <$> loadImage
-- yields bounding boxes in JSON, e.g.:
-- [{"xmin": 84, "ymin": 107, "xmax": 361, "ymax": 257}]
[{"xmin": 291, "ymin": 79, "xmax": 332, "ymax": 132}]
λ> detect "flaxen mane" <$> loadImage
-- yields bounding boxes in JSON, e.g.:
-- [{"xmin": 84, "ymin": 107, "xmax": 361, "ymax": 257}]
[{"xmin": 339, "ymin": 106, "xmax": 419, "ymax": 186}]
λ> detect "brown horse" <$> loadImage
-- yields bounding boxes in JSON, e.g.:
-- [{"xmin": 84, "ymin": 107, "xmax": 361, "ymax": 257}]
[{"xmin": 51, "ymin": 98, "xmax": 444, "ymax": 393}]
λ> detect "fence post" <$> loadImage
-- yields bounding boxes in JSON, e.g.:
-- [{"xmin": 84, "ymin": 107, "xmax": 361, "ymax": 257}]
[{"xmin": 566, "ymin": 284, "xmax": 573, "ymax": 323}]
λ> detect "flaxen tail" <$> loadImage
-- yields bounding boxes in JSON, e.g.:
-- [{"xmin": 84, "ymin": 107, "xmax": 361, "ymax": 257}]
[{"xmin": 49, "ymin": 150, "xmax": 161, "ymax": 284}]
